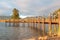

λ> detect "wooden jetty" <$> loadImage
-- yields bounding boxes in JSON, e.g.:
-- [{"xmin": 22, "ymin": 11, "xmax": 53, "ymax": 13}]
[
  {"xmin": 0, "ymin": 15, "xmax": 59, "ymax": 36},
  {"xmin": 0, "ymin": 11, "xmax": 60, "ymax": 40}
]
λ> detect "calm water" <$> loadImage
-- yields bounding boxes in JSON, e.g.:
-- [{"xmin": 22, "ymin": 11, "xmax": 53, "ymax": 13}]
[{"xmin": 0, "ymin": 22, "xmax": 59, "ymax": 40}]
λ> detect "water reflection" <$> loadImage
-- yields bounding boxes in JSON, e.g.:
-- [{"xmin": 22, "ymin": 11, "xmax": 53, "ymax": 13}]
[
  {"xmin": 0, "ymin": 23, "xmax": 59, "ymax": 40},
  {"xmin": 0, "ymin": 23, "xmax": 41, "ymax": 40}
]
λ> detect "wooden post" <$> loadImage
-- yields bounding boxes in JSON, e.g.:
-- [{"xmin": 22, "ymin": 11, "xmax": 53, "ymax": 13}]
[
  {"xmin": 37, "ymin": 17, "xmax": 40, "ymax": 34},
  {"xmin": 54, "ymin": 24, "xmax": 56, "ymax": 35},
  {"xmin": 31, "ymin": 19, "xmax": 34, "ymax": 28},
  {"xmin": 48, "ymin": 14, "xmax": 52, "ymax": 36},
  {"xmin": 36, "ymin": 18, "xmax": 37, "ymax": 29},
  {"xmin": 23, "ymin": 21, "xmax": 25, "ymax": 27},
  {"xmin": 31, "ymin": 18, "xmax": 33, "ymax": 28},
  {"xmin": 5, "ymin": 19, "xmax": 7, "ymax": 27},
  {"xmin": 28, "ymin": 19, "xmax": 29, "ymax": 27},
  {"xmin": 33, "ymin": 19, "xmax": 35, "ymax": 28},
  {"xmin": 35, "ymin": 18, "xmax": 37, "ymax": 29},
  {"xmin": 9, "ymin": 19, "xmax": 11, "ymax": 27},
  {"xmin": 32, "ymin": 18, "xmax": 34, "ymax": 28},
  {"xmin": 58, "ymin": 20, "xmax": 60, "ymax": 36},
  {"xmin": 18, "ymin": 19, "xmax": 20, "ymax": 27},
  {"xmin": 5, "ymin": 22, "xmax": 7, "ymax": 27},
  {"xmin": 57, "ymin": 12, "xmax": 60, "ymax": 36},
  {"xmin": 37, "ymin": 17, "xmax": 40, "ymax": 30},
  {"xmin": 13, "ymin": 19, "xmax": 15, "ymax": 26},
  {"xmin": 42, "ymin": 17, "xmax": 45, "ymax": 36},
  {"xmin": 28, "ymin": 22, "xmax": 29, "ymax": 27},
  {"xmin": 17, "ymin": 19, "xmax": 19, "ymax": 27},
  {"xmin": 33, "ymin": 19, "xmax": 34, "ymax": 28}
]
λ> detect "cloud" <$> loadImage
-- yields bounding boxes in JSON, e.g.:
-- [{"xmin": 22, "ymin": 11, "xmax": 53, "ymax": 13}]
[
  {"xmin": 27, "ymin": 0, "xmax": 60, "ymax": 16},
  {"xmin": 0, "ymin": 2, "xmax": 12, "ymax": 9},
  {"xmin": 0, "ymin": 9, "xmax": 5, "ymax": 15},
  {"xmin": 0, "ymin": 10, "xmax": 3, "ymax": 13},
  {"xmin": 0, "ymin": 0, "xmax": 60, "ymax": 17}
]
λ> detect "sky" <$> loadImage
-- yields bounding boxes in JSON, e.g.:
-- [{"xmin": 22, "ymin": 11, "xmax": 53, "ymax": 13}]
[{"xmin": 0, "ymin": 0, "xmax": 60, "ymax": 18}]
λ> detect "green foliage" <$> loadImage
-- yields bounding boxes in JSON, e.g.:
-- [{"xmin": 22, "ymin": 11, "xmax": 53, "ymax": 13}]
[
  {"xmin": 11, "ymin": 8, "xmax": 20, "ymax": 19},
  {"xmin": 52, "ymin": 9, "xmax": 60, "ymax": 19}
]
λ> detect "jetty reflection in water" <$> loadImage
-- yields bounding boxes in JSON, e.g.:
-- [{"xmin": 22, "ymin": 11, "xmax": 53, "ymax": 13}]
[
  {"xmin": 0, "ymin": 23, "xmax": 42, "ymax": 40},
  {"xmin": 0, "ymin": 22, "xmax": 59, "ymax": 40}
]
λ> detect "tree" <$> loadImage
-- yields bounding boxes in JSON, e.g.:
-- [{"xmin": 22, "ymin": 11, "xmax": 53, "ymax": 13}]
[
  {"xmin": 11, "ymin": 8, "xmax": 20, "ymax": 19},
  {"xmin": 52, "ymin": 9, "xmax": 60, "ymax": 19}
]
